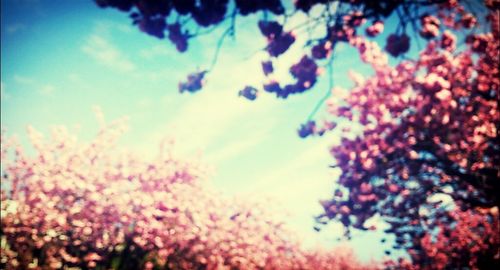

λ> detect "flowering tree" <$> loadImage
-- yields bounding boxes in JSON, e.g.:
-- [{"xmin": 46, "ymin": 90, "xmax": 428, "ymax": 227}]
[
  {"xmin": 92, "ymin": 0, "xmax": 500, "ymax": 268},
  {"xmin": 314, "ymin": 3, "xmax": 500, "ymax": 269},
  {"xmin": 0, "ymin": 119, "xmax": 376, "ymax": 269}
]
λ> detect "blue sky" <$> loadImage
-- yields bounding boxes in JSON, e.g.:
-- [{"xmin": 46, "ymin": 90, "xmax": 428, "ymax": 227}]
[{"xmin": 1, "ymin": 0, "xmax": 402, "ymax": 261}]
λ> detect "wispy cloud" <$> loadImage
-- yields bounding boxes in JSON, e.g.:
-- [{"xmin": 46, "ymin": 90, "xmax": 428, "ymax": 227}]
[
  {"xmin": 82, "ymin": 35, "xmax": 135, "ymax": 72},
  {"xmin": 93, "ymin": 20, "xmax": 134, "ymax": 35},
  {"xmin": 238, "ymin": 135, "xmax": 339, "ymax": 239},
  {"xmin": 137, "ymin": 85, "xmax": 279, "ymax": 161},
  {"xmin": 13, "ymin": 74, "xmax": 35, "ymax": 85},
  {"xmin": 139, "ymin": 45, "xmax": 173, "ymax": 59},
  {"xmin": 205, "ymin": 126, "xmax": 271, "ymax": 164},
  {"xmin": 249, "ymin": 138, "xmax": 334, "ymax": 192},
  {"xmin": 159, "ymin": 91, "xmax": 255, "ymax": 151},
  {"xmin": 143, "ymin": 36, "xmax": 280, "ymax": 152},
  {"xmin": 13, "ymin": 74, "xmax": 56, "ymax": 96},
  {"xmin": 234, "ymin": 136, "xmax": 343, "ymax": 248}
]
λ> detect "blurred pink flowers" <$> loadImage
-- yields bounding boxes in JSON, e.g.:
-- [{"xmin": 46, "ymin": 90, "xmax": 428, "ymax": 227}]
[{"xmin": 1, "ymin": 118, "xmax": 375, "ymax": 270}]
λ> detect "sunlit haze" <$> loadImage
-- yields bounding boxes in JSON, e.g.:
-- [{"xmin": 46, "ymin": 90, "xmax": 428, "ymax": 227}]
[{"xmin": 1, "ymin": 0, "xmax": 398, "ymax": 261}]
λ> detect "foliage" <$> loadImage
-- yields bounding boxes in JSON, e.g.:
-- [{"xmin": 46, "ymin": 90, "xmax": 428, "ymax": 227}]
[
  {"xmin": 0, "ymin": 120, "xmax": 376, "ymax": 270},
  {"xmin": 315, "ymin": 2, "xmax": 500, "ymax": 269},
  {"xmin": 93, "ymin": 0, "xmax": 500, "ymax": 268},
  {"xmin": 94, "ymin": 0, "xmax": 484, "ymax": 98}
]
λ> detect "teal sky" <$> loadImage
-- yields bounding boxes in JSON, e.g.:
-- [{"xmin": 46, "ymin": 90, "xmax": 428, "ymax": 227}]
[{"xmin": 0, "ymin": 0, "xmax": 406, "ymax": 262}]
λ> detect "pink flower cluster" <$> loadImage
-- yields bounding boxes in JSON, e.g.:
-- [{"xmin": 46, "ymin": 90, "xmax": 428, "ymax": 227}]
[
  {"xmin": 385, "ymin": 208, "xmax": 499, "ymax": 270},
  {"xmin": 1, "ymin": 120, "xmax": 376, "ymax": 270},
  {"xmin": 420, "ymin": 14, "xmax": 441, "ymax": 39},
  {"xmin": 320, "ymin": 2, "xmax": 499, "ymax": 268},
  {"xmin": 365, "ymin": 21, "xmax": 384, "ymax": 37},
  {"xmin": 350, "ymin": 36, "xmax": 389, "ymax": 68},
  {"xmin": 418, "ymin": 209, "xmax": 499, "ymax": 270}
]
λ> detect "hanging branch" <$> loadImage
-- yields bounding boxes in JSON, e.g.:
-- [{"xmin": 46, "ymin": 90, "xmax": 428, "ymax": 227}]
[
  {"xmin": 307, "ymin": 53, "xmax": 334, "ymax": 122},
  {"xmin": 207, "ymin": 10, "xmax": 237, "ymax": 72},
  {"xmin": 305, "ymin": 2, "xmax": 340, "ymax": 122}
]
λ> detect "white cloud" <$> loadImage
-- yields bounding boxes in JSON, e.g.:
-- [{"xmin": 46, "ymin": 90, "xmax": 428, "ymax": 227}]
[
  {"xmin": 82, "ymin": 35, "xmax": 135, "ymax": 72},
  {"xmin": 13, "ymin": 75, "xmax": 56, "ymax": 96},
  {"xmin": 205, "ymin": 126, "xmax": 271, "ymax": 164},
  {"xmin": 248, "ymin": 138, "xmax": 334, "ymax": 193},
  {"xmin": 146, "ymin": 37, "xmax": 283, "ymax": 153},
  {"xmin": 235, "ymin": 135, "xmax": 339, "ymax": 242},
  {"xmin": 160, "ymin": 92, "xmax": 252, "ymax": 151},
  {"xmin": 137, "ymin": 83, "xmax": 280, "ymax": 161},
  {"xmin": 139, "ymin": 45, "xmax": 172, "ymax": 59}
]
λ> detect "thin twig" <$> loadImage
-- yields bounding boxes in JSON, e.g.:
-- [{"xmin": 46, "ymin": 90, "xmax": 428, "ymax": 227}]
[
  {"xmin": 304, "ymin": 2, "xmax": 341, "ymax": 122},
  {"xmin": 307, "ymin": 53, "xmax": 334, "ymax": 121},
  {"xmin": 403, "ymin": 3, "xmax": 422, "ymax": 51},
  {"xmin": 207, "ymin": 26, "xmax": 232, "ymax": 71},
  {"xmin": 207, "ymin": 11, "xmax": 237, "ymax": 71}
]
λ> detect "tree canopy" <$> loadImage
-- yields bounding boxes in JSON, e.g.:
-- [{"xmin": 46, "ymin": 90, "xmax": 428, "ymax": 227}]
[
  {"xmin": 91, "ymin": 0, "xmax": 500, "ymax": 268},
  {"xmin": 0, "ymin": 120, "xmax": 376, "ymax": 270}
]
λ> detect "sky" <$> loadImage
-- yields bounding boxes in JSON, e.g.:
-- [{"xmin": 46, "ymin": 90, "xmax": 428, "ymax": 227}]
[{"xmin": 0, "ymin": 0, "xmax": 402, "ymax": 262}]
